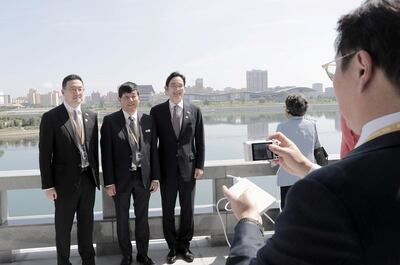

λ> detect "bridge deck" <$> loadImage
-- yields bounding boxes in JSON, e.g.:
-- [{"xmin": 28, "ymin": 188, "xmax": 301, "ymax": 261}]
[{"xmin": 3, "ymin": 237, "xmax": 229, "ymax": 265}]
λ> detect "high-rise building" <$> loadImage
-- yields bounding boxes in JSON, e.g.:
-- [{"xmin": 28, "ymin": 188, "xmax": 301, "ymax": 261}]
[
  {"xmin": 27, "ymin": 89, "xmax": 41, "ymax": 105},
  {"xmin": 50, "ymin": 90, "xmax": 60, "ymax": 106},
  {"xmin": 246, "ymin": 69, "xmax": 268, "ymax": 92},
  {"xmin": 325, "ymin": 87, "xmax": 335, "ymax": 97},
  {"xmin": 91, "ymin": 91, "xmax": 101, "ymax": 102},
  {"xmin": 0, "ymin": 93, "xmax": 11, "ymax": 105},
  {"xmin": 40, "ymin": 91, "xmax": 60, "ymax": 106},
  {"xmin": 312, "ymin": 83, "xmax": 323, "ymax": 93},
  {"xmin": 195, "ymin": 78, "xmax": 204, "ymax": 91}
]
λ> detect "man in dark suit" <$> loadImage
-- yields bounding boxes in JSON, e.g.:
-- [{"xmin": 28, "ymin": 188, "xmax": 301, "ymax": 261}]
[
  {"xmin": 223, "ymin": 1, "xmax": 400, "ymax": 264},
  {"xmin": 101, "ymin": 82, "xmax": 160, "ymax": 265},
  {"xmin": 39, "ymin": 74, "xmax": 100, "ymax": 265},
  {"xmin": 150, "ymin": 72, "xmax": 205, "ymax": 264}
]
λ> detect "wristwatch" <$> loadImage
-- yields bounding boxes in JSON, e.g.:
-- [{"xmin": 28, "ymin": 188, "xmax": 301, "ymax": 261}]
[{"xmin": 238, "ymin": 217, "xmax": 264, "ymax": 232}]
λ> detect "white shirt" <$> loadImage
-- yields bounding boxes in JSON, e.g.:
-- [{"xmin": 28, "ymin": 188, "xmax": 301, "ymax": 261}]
[
  {"xmin": 64, "ymin": 102, "xmax": 83, "ymax": 127},
  {"xmin": 169, "ymin": 99, "xmax": 183, "ymax": 128},
  {"xmin": 355, "ymin": 112, "xmax": 400, "ymax": 148},
  {"xmin": 122, "ymin": 110, "xmax": 138, "ymax": 127}
]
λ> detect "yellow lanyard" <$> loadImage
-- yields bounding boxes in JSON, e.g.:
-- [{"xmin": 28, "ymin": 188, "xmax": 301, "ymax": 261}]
[{"xmin": 364, "ymin": 122, "xmax": 400, "ymax": 144}]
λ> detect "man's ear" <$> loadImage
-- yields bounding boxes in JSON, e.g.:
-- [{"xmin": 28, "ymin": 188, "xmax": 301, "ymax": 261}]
[{"xmin": 355, "ymin": 50, "xmax": 373, "ymax": 91}]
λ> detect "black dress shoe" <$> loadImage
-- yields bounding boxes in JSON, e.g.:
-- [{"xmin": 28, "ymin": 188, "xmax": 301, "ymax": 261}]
[
  {"xmin": 167, "ymin": 249, "xmax": 177, "ymax": 264},
  {"xmin": 137, "ymin": 254, "xmax": 155, "ymax": 265},
  {"xmin": 120, "ymin": 255, "xmax": 132, "ymax": 265},
  {"xmin": 179, "ymin": 248, "xmax": 194, "ymax": 263}
]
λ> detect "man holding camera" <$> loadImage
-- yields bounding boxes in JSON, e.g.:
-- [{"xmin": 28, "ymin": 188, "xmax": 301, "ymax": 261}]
[{"xmin": 223, "ymin": 1, "xmax": 400, "ymax": 264}]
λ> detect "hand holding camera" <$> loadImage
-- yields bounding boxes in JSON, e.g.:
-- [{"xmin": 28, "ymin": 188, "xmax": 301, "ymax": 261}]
[{"xmin": 267, "ymin": 132, "xmax": 315, "ymax": 178}]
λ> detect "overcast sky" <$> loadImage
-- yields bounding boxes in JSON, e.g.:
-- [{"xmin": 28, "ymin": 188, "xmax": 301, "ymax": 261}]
[{"xmin": 0, "ymin": 0, "xmax": 363, "ymax": 97}]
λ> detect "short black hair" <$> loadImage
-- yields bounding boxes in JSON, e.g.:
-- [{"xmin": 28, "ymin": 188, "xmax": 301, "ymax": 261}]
[
  {"xmin": 335, "ymin": 0, "xmax": 400, "ymax": 90},
  {"xmin": 62, "ymin": 74, "xmax": 83, "ymax": 89},
  {"xmin": 285, "ymin": 94, "xmax": 308, "ymax": 117},
  {"xmin": 165, "ymin": 71, "xmax": 186, "ymax": 88},
  {"xmin": 118, "ymin": 82, "xmax": 139, "ymax": 98}
]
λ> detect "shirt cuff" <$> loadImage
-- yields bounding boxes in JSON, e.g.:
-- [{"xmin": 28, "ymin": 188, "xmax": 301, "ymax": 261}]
[
  {"xmin": 308, "ymin": 163, "xmax": 321, "ymax": 174},
  {"xmin": 43, "ymin": 187, "xmax": 55, "ymax": 191}
]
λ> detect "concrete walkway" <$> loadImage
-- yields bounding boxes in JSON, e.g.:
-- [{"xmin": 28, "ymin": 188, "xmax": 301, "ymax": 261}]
[{"xmin": 3, "ymin": 237, "xmax": 229, "ymax": 265}]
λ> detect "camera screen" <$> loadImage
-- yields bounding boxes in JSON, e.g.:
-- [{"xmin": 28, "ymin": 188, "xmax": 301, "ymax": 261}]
[{"xmin": 252, "ymin": 143, "xmax": 275, "ymax": 160}]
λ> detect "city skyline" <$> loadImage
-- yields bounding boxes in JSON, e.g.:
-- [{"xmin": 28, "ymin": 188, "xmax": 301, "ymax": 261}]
[{"xmin": 0, "ymin": 0, "xmax": 362, "ymax": 97}]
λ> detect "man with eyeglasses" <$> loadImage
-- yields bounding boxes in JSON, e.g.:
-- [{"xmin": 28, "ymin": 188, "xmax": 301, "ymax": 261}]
[
  {"xmin": 39, "ymin": 74, "xmax": 100, "ymax": 265},
  {"xmin": 150, "ymin": 72, "xmax": 205, "ymax": 264},
  {"xmin": 223, "ymin": 1, "xmax": 400, "ymax": 264},
  {"xmin": 101, "ymin": 82, "xmax": 160, "ymax": 265}
]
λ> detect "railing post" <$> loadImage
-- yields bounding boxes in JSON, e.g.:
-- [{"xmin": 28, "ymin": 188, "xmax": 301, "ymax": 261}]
[
  {"xmin": 0, "ymin": 190, "xmax": 7, "ymax": 225},
  {"xmin": 214, "ymin": 176, "xmax": 233, "ymax": 212},
  {"xmin": 97, "ymin": 187, "xmax": 119, "ymax": 256},
  {"xmin": 0, "ymin": 250, "xmax": 13, "ymax": 263},
  {"xmin": 0, "ymin": 190, "xmax": 12, "ymax": 263}
]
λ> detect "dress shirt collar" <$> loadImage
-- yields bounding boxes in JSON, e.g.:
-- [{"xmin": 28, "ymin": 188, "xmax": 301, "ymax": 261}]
[
  {"xmin": 64, "ymin": 102, "xmax": 82, "ymax": 114},
  {"xmin": 355, "ymin": 112, "xmax": 400, "ymax": 148},
  {"xmin": 122, "ymin": 109, "xmax": 138, "ymax": 123},
  {"xmin": 169, "ymin": 99, "xmax": 183, "ymax": 111},
  {"xmin": 288, "ymin": 116, "xmax": 304, "ymax": 120}
]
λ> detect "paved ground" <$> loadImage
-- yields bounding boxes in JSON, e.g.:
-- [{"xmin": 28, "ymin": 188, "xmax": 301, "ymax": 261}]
[{"xmin": 4, "ymin": 237, "xmax": 229, "ymax": 265}]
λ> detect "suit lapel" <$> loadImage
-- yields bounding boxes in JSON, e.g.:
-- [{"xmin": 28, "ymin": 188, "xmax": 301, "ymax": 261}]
[
  {"xmin": 180, "ymin": 102, "xmax": 191, "ymax": 138},
  {"xmin": 61, "ymin": 104, "xmax": 80, "ymax": 149},
  {"xmin": 117, "ymin": 109, "xmax": 129, "ymax": 142},
  {"xmin": 163, "ymin": 100, "xmax": 177, "ymax": 139},
  {"xmin": 138, "ymin": 112, "xmax": 144, "ymax": 147},
  {"xmin": 82, "ymin": 108, "xmax": 93, "ymax": 148}
]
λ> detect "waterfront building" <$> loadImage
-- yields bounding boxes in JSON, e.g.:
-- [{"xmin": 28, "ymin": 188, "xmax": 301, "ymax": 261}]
[{"xmin": 246, "ymin": 69, "xmax": 268, "ymax": 92}]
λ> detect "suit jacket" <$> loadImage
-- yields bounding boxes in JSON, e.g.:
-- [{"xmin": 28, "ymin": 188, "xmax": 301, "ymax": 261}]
[
  {"xmin": 39, "ymin": 103, "xmax": 100, "ymax": 195},
  {"xmin": 150, "ymin": 100, "xmax": 205, "ymax": 182},
  {"xmin": 227, "ymin": 131, "xmax": 400, "ymax": 265},
  {"xmin": 100, "ymin": 109, "xmax": 160, "ymax": 192},
  {"xmin": 276, "ymin": 116, "xmax": 321, "ymax": 186}
]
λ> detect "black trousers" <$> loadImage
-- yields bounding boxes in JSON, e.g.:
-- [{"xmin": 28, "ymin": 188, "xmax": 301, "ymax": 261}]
[
  {"xmin": 55, "ymin": 169, "xmax": 96, "ymax": 265},
  {"xmin": 280, "ymin": 185, "xmax": 292, "ymax": 210},
  {"xmin": 113, "ymin": 170, "xmax": 151, "ymax": 257},
  {"xmin": 160, "ymin": 172, "xmax": 196, "ymax": 250}
]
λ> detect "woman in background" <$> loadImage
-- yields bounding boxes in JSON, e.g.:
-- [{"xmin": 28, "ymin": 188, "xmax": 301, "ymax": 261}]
[{"xmin": 276, "ymin": 94, "xmax": 321, "ymax": 210}]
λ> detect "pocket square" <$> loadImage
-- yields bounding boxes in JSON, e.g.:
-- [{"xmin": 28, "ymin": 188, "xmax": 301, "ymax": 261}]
[{"xmin": 145, "ymin": 129, "xmax": 151, "ymax": 132}]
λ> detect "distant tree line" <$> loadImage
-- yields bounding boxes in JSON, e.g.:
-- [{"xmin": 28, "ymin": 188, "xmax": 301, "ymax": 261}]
[{"xmin": 0, "ymin": 117, "xmax": 41, "ymax": 129}]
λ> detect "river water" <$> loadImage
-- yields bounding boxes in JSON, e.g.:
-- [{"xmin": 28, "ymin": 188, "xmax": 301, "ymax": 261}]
[{"xmin": 0, "ymin": 110, "xmax": 342, "ymax": 217}]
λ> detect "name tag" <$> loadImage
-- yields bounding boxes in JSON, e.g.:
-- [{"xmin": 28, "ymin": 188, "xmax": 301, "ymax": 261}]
[{"xmin": 136, "ymin": 152, "xmax": 142, "ymax": 162}]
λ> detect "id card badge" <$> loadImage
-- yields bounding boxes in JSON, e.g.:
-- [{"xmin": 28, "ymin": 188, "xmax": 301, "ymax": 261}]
[
  {"xmin": 136, "ymin": 152, "xmax": 143, "ymax": 162},
  {"xmin": 130, "ymin": 163, "xmax": 137, "ymax": 171}
]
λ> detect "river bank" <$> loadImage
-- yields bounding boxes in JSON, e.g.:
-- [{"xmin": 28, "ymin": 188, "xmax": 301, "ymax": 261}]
[
  {"xmin": 0, "ymin": 128, "xmax": 39, "ymax": 140},
  {"xmin": 0, "ymin": 103, "xmax": 339, "ymax": 139}
]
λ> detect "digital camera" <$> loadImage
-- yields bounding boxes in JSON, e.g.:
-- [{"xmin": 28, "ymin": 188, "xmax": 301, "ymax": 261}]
[{"xmin": 244, "ymin": 140, "xmax": 279, "ymax": 161}]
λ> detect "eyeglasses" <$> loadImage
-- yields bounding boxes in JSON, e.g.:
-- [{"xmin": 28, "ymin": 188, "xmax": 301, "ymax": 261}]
[
  {"xmin": 321, "ymin": 51, "xmax": 356, "ymax": 81},
  {"xmin": 66, "ymin": 87, "xmax": 84, "ymax": 93}
]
